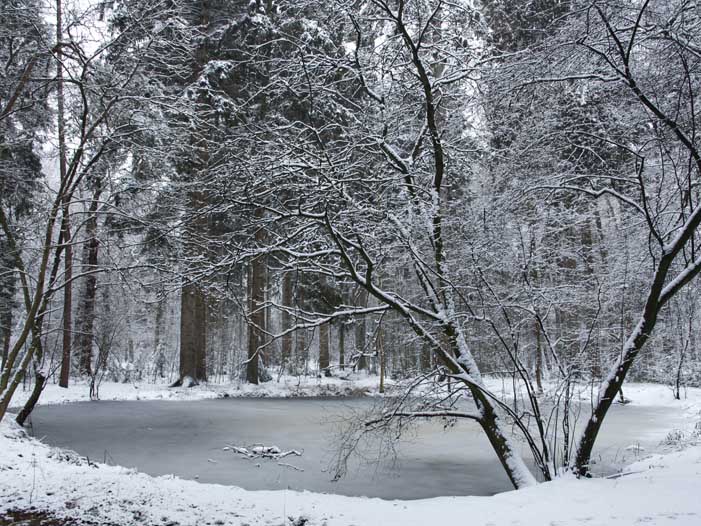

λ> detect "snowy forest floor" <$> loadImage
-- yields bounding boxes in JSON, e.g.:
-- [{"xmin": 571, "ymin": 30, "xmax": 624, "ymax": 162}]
[
  {"xmin": 8, "ymin": 374, "xmax": 390, "ymax": 409},
  {"xmin": 8, "ymin": 373, "xmax": 701, "ymax": 409},
  {"xmin": 2, "ymin": 380, "xmax": 701, "ymax": 525}
]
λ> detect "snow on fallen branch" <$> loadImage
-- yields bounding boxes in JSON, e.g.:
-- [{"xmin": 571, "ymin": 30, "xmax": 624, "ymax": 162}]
[{"xmin": 222, "ymin": 444, "xmax": 303, "ymax": 460}]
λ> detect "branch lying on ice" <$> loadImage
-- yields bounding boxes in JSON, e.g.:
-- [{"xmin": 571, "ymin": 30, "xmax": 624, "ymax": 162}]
[{"xmin": 223, "ymin": 445, "xmax": 303, "ymax": 460}]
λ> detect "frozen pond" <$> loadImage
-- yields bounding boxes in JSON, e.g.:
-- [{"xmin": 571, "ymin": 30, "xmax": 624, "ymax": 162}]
[{"xmin": 27, "ymin": 398, "xmax": 682, "ymax": 499}]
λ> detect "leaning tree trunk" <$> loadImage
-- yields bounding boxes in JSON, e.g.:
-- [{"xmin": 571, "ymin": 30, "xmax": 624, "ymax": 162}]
[
  {"xmin": 15, "ymin": 319, "xmax": 48, "ymax": 426},
  {"xmin": 574, "ymin": 239, "xmax": 701, "ymax": 475},
  {"xmin": 15, "ymin": 369, "xmax": 46, "ymax": 426}
]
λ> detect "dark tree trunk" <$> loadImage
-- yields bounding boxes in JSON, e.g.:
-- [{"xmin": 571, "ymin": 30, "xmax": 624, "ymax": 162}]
[
  {"xmin": 176, "ymin": 282, "xmax": 207, "ymax": 386},
  {"xmin": 281, "ymin": 271, "xmax": 293, "ymax": 372},
  {"xmin": 338, "ymin": 321, "xmax": 345, "ymax": 371},
  {"xmin": 377, "ymin": 323, "xmax": 385, "ymax": 392},
  {"xmin": 535, "ymin": 319, "xmax": 543, "ymax": 393},
  {"xmin": 0, "ymin": 260, "xmax": 13, "ymax": 369},
  {"xmin": 355, "ymin": 289, "xmax": 368, "ymax": 370},
  {"xmin": 246, "ymin": 214, "xmax": 266, "ymax": 384},
  {"xmin": 296, "ymin": 281, "xmax": 307, "ymax": 375},
  {"xmin": 57, "ymin": 0, "xmax": 72, "ymax": 389},
  {"xmin": 319, "ymin": 322, "xmax": 330, "ymax": 375},
  {"xmin": 0, "ymin": 308, "xmax": 10, "ymax": 369},
  {"xmin": 74, "ymin": 186, "xmax": 101, "ymax": 376},
  {"xmin": 574, "ymin": 246, "xmax": 688, "ymax": 475},
  {"xmin": 58, "ymin": 212, "xmax": 72, "ymax": 388},
  {"xmin": 154, "ymin": 295, "xmax": 165, "ymax": 379},
  {"xmin": 15, "ymin": 370, "xmax": 46, "ymax": 426},
  {"xmin": 419, "ymin": 343, "xmax": 432, "ymax": 372}
]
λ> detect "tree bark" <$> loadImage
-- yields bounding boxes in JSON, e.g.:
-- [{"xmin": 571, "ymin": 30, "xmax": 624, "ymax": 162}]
[
  {"xmin": 355, "ymin": 288, "xmax": 368, "ymax": 370},
  {"xmin": 58, "ymin": 211, "xmax": 72, "ymax": 388},
  {"xmin": 535, "ymin": 319, "xmax": 543, "ymax": 393},
  {"xmin": 281, "ymin": 271, "xmax": 293, "ymax": 372},
  {"xmin": 296, "ymin": 280, "xmax": 307, "ymax": 375},
  {"xmin": 246, "ymin": 213, "xmax": 266, "ymax": 384},
  {"xmin": 154, "ymin": 295, "xmax": 165, "ymax": 379},
  {"xmin": 319, "ymin": 321, "xmax": 329, "ymax": 375},
  {"xmin": 574, "ymin": 250, "xmax": 687, "ymax": 475},
  {"xmin": 377, "ymin": 323, "xmax": 385, "ymax": 393},
  {"xmin": 57, "ymin": 0, "xmax": 72, "ymax": 389},
  {"xmin": 75, "ymin": 186, "xmax": 101, "ymax": 376},
  {"xmin": 176, "ymin": 282, "xmax": 207, "ymax": 386},
  {"xmin": 0, "ymin": 245, "xmax": 13, "ymax": 369},
  {"xmin": 338, "ymin": 321, "xmax": 345, "ymax": 371},
  {"xmin": 15, "ymin": 370, "xmax": 46, "ymax": 426},
  {"xmin": 0, "ymin": 307, "xmax": 10, "ymax": 369}
]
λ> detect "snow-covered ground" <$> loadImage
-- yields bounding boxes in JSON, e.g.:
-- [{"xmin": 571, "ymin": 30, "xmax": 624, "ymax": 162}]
[
  {"xmin": 8, "ymin": 374, "xmax": 391, "ymax": 409},
  {"xmin": 2, "ymin": 380, "xmax": 700, "ymax": 525},
  {"xmin": 10, "ymin": 373, "xmax": 701, "ymax": 410}
]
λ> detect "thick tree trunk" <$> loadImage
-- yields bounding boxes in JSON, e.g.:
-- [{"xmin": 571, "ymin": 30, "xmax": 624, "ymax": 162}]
[
  {"xmin": 0, "ymin": 308, "xmax": 10, "ymax": 369},
  {"xmin": 355, "ymin": 289, "xmax": 368, "ymax": 370},
  {"xmin": 154, "ymin": 295, "xmax": 165, "ymax": 379},
  {"xmin": 319, "ymin": 322, "xmax": 329, "ymax": 375},
  {"xmin": 0, "ymin": 262, "xmax": 13, "ymax": 369},
  {"xmin": 471, "ymin": 386, "xmax": 536, "ymax": 488},
  {"xmin": 58, "ymin": 212, "xmax": 72, "ymax": 388},
  {"xmin": 296, "ymin": 281, "xmax": 307, "ymax": 375},
  {"xmin": 246, "ymin": 219, "xmax": 266, "ymax": 384},
  {"xmin": 419, "ymin": 343, "xmax": 431, "ymax": 372},
  {"xmin": 338, "ymin": 321, "xmax": 345, "ymax": 371},
  {"xmin": 377, "ymin": 324, "xmax": 385, "ymax": 393},
  {"xmin": 57, "ymin": 0, "xmax": 72, "ymax": 389},
  {"xmin": 176, "ymin": 282, "xmax": 207, "ymax": 386},
  {"xmin": 281, "ymin": 271, "xmax": 293, "ymax": 372},
  {"xmin": 74, "ymin": 187, "xmax": 101, "ymax": 376}
]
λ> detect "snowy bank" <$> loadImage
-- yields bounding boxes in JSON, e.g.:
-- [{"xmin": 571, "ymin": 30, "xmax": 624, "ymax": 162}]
[
  {"xmin": 10, "ymin": 375, "xmax": 701, "ymax": 413},
  {"xmin": 8, "ymin": 374, "xmax": 390, "ymax": 409}
]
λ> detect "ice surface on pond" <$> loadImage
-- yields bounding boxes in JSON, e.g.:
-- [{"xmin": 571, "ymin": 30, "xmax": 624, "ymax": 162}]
[{"xmin": 28, "ymin": 397, "xmax": 683, "ymax": 499}]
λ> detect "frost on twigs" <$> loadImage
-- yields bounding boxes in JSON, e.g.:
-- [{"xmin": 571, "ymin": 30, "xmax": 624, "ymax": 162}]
[
  {"xmin": 47, "ymin": 448, "xmax": 98, "ymax": 468},
  {"xmin": 661, "ymin": 420, "xmax": 701, "ymax": 449}
]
